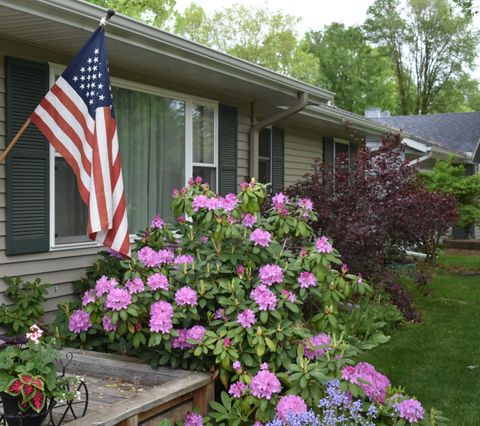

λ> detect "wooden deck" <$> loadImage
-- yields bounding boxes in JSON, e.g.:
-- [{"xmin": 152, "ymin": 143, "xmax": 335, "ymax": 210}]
[{"xmin": 50, "ymin": 349, "xmax": 213, "ymax": 426}]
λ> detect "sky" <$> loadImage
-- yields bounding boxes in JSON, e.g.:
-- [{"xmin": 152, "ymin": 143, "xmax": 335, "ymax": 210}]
[{"xmin": 174, "ymin": 0, "xmax": 375, "ymax": 34}]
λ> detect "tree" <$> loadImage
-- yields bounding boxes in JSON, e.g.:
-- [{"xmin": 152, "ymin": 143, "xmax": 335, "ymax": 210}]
[
  {"xmin": 425, "ymin": 159, "xmax": 480, "ymax": 229},
  {"xmin": 429, "ymin": 73, "xmax": 480, "ymax": 112},
  {"xmin": 87, "ymin": 0, "xmax": 176, "ymax": 28},
  {"xmin": 305, "ymin": 23, "xmax": 399, "ymax": 115},
  {"xmin": 365, "ymin": 0, "xmax": 479, "ymax": 115},
  {"xmin": 175, "ymin": 4, "xmax": 320, "ymax": 84}
]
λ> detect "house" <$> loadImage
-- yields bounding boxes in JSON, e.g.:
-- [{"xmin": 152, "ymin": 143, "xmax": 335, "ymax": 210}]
[
  {"xmin": 368, "ymin": 109, "xmax": 480, "ymax": 174},
  {"xmin": 0, "ymin": 0, "xmax": 471, "ymax": 317}
]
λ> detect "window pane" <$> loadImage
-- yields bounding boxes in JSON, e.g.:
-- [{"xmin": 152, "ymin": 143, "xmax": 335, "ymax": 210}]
[
  {"xmin": 193, "ymin": 166, "xmax": 216, "ymax": 192},
  {"xmin": 335, "ymin": 142, "xmax": 349, "ymax": 158},
  {"xmin": 259, "ymin": 129, "xmax": 271, "ymax": 158},
  {"xmin": 193, "ymin": 104, "xmax": 214, "ymax": 164},
  {"xmin": 258, "ymin": 159, "xmax": 271, "ymax": 184},
  {"xmin": 114, "ymin": 87, "xmax": 185, "ymax": 232},
  {"xmin": 55, "ymin": 157, "xmax": 89, "ymax": 244}
]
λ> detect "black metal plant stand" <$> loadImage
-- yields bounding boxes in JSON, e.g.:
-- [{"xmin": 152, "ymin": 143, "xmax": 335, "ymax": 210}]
[{"xmin": 0, "ymin": 342, "xmax": 89, "ymax": 426}]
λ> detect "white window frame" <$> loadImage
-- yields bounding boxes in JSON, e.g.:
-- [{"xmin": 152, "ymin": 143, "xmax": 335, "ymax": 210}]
[{"xmin": 48, "ymin": 63, "xmax": 218, "ymax": 250}]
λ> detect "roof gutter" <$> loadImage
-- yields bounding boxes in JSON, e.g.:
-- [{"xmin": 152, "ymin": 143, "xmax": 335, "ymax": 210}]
[
  {"xmin": 408, "ymin": 149, "xmax": 433, "ymax": 166},
  {"xmin": 249, "ymin": 92, "xmax": 309, "ymax": 179}
]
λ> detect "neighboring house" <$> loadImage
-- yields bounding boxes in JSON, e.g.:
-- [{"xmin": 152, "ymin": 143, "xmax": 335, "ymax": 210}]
[
  {"xmin": 368, "ymin": 109, "xmax": 480, "ymax": 239},
  {"xmin": 0, "ymin": 0, "xmax": 470, "ymax": 316}
]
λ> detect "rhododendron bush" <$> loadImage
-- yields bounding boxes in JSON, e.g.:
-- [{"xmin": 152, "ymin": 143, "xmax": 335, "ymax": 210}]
[{"xmin": 58, "ymin": 179, "xmax": 444, "ymax": 425}]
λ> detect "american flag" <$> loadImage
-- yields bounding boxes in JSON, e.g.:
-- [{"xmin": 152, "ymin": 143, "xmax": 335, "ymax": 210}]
[{"xmin": 30, "ymin": 26, "xmax": 130, "ymax": 257}]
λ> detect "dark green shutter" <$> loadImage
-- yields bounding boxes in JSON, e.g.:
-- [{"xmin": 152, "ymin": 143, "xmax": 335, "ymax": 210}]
[
  {"xmin": 323, "ymin": 136, "xmax": 334, "ymax": 163},
  {"xmin": 5, "ymin": 57, "xmax": 50, "ymax": 255},
  {"xmin": 271, "ymin": 127, "xmax": 284, "ymax": 194},
  {"xmin": 218, "ymin": 104, "xmax": 238, "ymax": 195}
]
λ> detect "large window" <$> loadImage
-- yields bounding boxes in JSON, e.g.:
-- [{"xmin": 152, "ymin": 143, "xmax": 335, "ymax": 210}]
[
  {"xmin": 258, "ymin": 128, "xmax": 272, "ymax": 184},
  {"xmin": 50, "ymin": 70, "xmax": 218, "ymax": 247}
]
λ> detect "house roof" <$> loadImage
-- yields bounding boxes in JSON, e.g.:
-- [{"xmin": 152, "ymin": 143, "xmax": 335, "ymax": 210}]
[{"xmin": 371, "ymin": 112, "xmax": 480, "ymax": 158}]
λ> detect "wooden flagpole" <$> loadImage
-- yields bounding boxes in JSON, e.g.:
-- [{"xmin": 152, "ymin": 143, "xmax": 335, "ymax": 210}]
[{"xmin": 0, "ymin": 118, "xmax": 31, "ymax": 164}]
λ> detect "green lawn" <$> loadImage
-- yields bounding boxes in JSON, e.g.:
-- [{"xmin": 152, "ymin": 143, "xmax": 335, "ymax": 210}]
[{"xmin": 361, "ymin": 253, "xmax": 480, "ymax": 425}]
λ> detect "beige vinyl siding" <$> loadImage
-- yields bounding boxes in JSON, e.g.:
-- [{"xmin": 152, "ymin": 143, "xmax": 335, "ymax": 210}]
[
  {"xmin": 0, "ymin": 46, "xmax": 251, "ymax": 318},
  {"xmin": 284, "ymin": 129, "xmax": 323, "ymax": 187}
]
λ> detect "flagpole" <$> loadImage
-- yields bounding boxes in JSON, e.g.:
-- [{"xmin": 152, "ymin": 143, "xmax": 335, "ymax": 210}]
[
  {"xmin": 0, "ymin": 118, "xmax": 31, "ymax": 164},
  {"xmin": 0, "ymin": 9, "xmax": 115, "ymax": 165}
]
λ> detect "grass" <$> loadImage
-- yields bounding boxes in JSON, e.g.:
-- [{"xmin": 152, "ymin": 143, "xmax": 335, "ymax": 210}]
[{"xmin": 361, "ymin": 252, "xmax": 480, "ymax": 425}]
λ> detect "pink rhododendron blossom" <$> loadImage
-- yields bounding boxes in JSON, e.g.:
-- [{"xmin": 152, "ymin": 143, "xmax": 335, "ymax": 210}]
[
  {"xmin": 184, "ymin": 412, "xmax": 203, "ymax": 426},
  {"xmin": 250, "ymin": 229, "xmax": 272, "ymax": 247},
  {"xmin": 171, "ymin": 188, "xmax": 180, "ymax": 197},
  {"xmin": 102, "ymin": 315, "xmax": 118, "ymax": 332},
  {"xmin": 125, "ymin": 278, "xmax": 144, "ymax": 294},
  {"xmin": 232, "ymin": 361, "xmax": 241, "ymax": 371},
  {"xmin": 149, "ymin": 300, "xmax": 174, "ymax": 334},
  {"xmin": 276, "ymin": 395, "xmax": 308, "ymax": 422},
  {"xmin": 259, "ymin": 264, "xmax": 284, "ymax": 286},
  {"xmin": 95, "ymin": 275, "xmax": 118, "ymax": 296},
  {"xmin": 260, "ymin": 363, "xmax": 269, "ymax": 370},
  {"xmin": 107, "ymin": 248, "xmax": 123, "ymax": 258},
  {"xmin": 236, "ymin": 264, "xmax": 245, "ymax": 278},
  {"xmin": 147, "ymin": 273, "xmax": 169, "ymax": 291},
  {"xmin": 106, "ymin": 288, "xmax": 132, "ymax": 311},
  {"xmin": 272, "ymin": 192, "xmax": 289, "ymax": 210},
  {"xmin": 150, "ymin": 215, "xmax": 164, "ymax": 229},
  {"xmin": 237, "ymin": 310, "xmax": 257, "ymax": 328},
  {"xmin": 342, "ymin": 362, "xmax": 390, "ymax": 404},
  {"xmin": 174, "ymin": 255, "xmax": 194, "ymax": 268},
  {"xmin": 250, "ymin": 369, "xmax": 281, "ymax": 400},
  {"xmin": 68, "ymin": 310, "xmax": 92, "ymax": 333},
  {"xmin": 177, "ymin": 215, "xmax": 186, "ymax": 224},
  {"xmin": 297, "ymin": 198, "xmax": 313, "ymax": 211},
  {"xmin": 315, "ymin": 236, "xmax": 333, "ymax": 254},
  {"xmin": 199, "ymin": 236, "xmax": 208, "ymax": 243},
  {"xmin": 297, "ymin": 271, "xmax": 317, "ymax": 288},
  {"xmin": 172, "ymin": 326, "xmax": 206, "ymax": 349},
  {"xmin": 220, "ymin": 193, "xmax": 238, "ymax": 212},
  {"xmin": 357, "ymin": 273, "xmax": 363, "ymax": 284},
  {"xmin": 175, "ymin": 286, "xmax": 198, "ymax": 306},
  {"xmin": 250, "ymin": 285, "xmax": 277, "ymax": 311},
  {"xmin": 223, "ymin": 338, "xmax": 231, "ymax": 348},
  {"xmin": 137, "ymin": 247, "xmax": 160, "ymax": 268},
  {"xmin": 195, "ymin": 176, "xmax": 203, "ymax": 185},
  {"xmin": 242, "ymin": 213, "xmax": 257, "ymax": 228},
  {"xmin": 397, "ymin": 399, "xmax": 424, "ymax": 423},
  {"xmin": 304, "ymin": 333, "xmax": 332, "ymax": 359},
  {"xmin": 214, "ymin": 308, "xmax": 229, "ymax": 321},
  {"xmin": 157, "ymin": 249, "xmax": 175, "ymax": 264},
  {"xmin": 240, "ymin": 181, "xmax": 249, "ymax": 191},
  {"xmin": 229, "ymin": 381, "xmax": 248, "ymax": 398},
  {"xmin": 342, "ymin": 263, "xmax": 349, "ymax": 274},
  {"xmin": 181, "ymin": 186, "xmax": 188, "ymax": 194},
  {"xmin": 82, "ymin": 289, "xmax": 96, "ymax": 306},
  {"xmin": 281, "ymin": 290, "xmax": 296, "ymax": 303}
]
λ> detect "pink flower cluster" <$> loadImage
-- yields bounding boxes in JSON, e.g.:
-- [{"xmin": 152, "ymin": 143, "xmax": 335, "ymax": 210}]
[
  {"xmin": 149, "ymin": 300, "xmax": 174, "ymax": 333},
  {"xmin": 250, "ymin": 285, "xmax": 277, "ymax": 311},
  {"xmin": 250, "ymin": 228, "xmax": 272, "ymax": 248},
  {"xmin": 184, "ymin": 412, "xmax": 203, "ymax": 426},
  {"xmin": 229, "ymin": 381, "xmax": 248, "ymax": 398},
  {"xmin": 106, "ymin": 288, "xmax": 132, "ymax": 311},
  {"xmin": 147, "ymin": 273, "xmax": 169, "ymax": 291},
  {"xmin": 272, "ymin": 192, "xmax": 289, "ymax": 211},
  {"xmin": 26, "ymin": 324, "xmax": 43, "ymax": 344},
  {"xmin": 126, "ymin": 278, "xmax": 144, "ymax": 294},
  {"xmin": 82, "ymin": 289, "xmax": 96, "ymax": 306},
  {"xmin": 276, "ymin": 395, "xmax": 308, "ymax": 422},
  {"xmin": 303, "ymin": 333, "xmax": 332, "ymax": 359},
  {"xmin": 280, "ymin": 290, "xmax": 296, "ymax": 303},
  {"xmin": 242, "ymin": 213, "xmax": 257, "ymax": 228},
  {"xmin": 315, "ymin": 236, "xmax": 333, "ymax": 254},
  {"xmin": 95, "ymin": 275, "xmax": 118, "ymax": 296},
  {"xmin": 150, "ymin": 215, "xmax": 164, "ymax": 229},
  {"xmin": 137, "ymin": 247, "xmax": 174, "ymax": 268},
  {"xmin": 69, "ymin": 310, "xmax": 92, "ymax": 333},
  {"xmin": 102, "ymin": 315, "xmax": 118, "ymax": 332},
  {"xmin": 297, "ymin": 271, "xmax": 317, "ymax": 288},
  {"xmin": 174, "ymin": 254, "xmax": 194, "ymax": 268},
  {"xmin": 342, "ymin": 362, "xmax": 390, "ymax": 404},
  {"xmin": 397, "ymin": 399, "xmax": 424, "ymax": 423},
  {"xmin": 175, "ymin": 286, "xmax": 198, "ymax": 306},
  {"xmin": 237, "ymin": 309, "xmax": 257, "ymax": 328},
  {"xmin": 297, "ymin": 198, "xmax": 313, "ymax": 211},
  {"xmin": 192, "ymin": 194, "xmax": 238, "ymax": 213},
  {"xmin": 259, "ymin": 264, "xmax": 284, "ymax": 286},
  {"xmin": 250, "ymin": 368, "xmax": 281, "ymax": 400},
  {"xmin": 172, "ymin": 326, "xmax": 206, "ymax": 349}
]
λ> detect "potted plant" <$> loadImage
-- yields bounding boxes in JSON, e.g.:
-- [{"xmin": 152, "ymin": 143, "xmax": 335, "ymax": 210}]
[{"xmin": 0, "ymin": 325, "xmax": 81, "ymax": 426}]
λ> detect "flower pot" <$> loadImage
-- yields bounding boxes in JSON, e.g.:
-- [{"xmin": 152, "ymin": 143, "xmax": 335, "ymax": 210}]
[{"xmin": 0, "ymin": 393, "xmax": 48, "ymax": 426}]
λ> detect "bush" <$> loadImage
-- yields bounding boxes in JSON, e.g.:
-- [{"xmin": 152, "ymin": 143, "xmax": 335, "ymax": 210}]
[
  {"xmin": 57, "ymin": 179, "xmax": 439, "ymax": 424},
  {"xmin": 286, "ymin": 133, "xmax": 457, "ymax": 272}
]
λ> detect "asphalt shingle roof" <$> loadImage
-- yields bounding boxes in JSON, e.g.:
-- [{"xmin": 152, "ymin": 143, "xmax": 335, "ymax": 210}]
[{"xmin": 371, "ymin": 112, "xmax": 480, "ymax": 154}]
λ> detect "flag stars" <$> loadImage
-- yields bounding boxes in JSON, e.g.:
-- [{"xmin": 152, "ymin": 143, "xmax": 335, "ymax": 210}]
[
  {"xmin": 80, "ymin": 84, "xmax": 85, "ymax": 90},
  {"xmin": 93, "ymin": 65, "xmax": 98, "ymax": 71},
  {"xmin": 73, "ymin": 76, "xmax": 78, "ymax": 82},
  {"xmin": 87, "ymin": 58, "xmax": 92, "ymax": 64},
  {"xmin": 91, "ymin": 82, "xmax": 96, "ymax": 88},
  {"xmin": 94, "ymin": 57, "xmax": 99, "ymax": 63},
  {"xmin": 98, "ymin": 83, "xmax": 104, "ymax": 89},
  {"xmin": 89, "ymin": 99, "xmax": 94, "ymax": 105},
  {"xmin": 87, "ymin": 75, "xmax": 91, "ymax": 81},
  {"xmin": 90, "ymin": 91, "xmax": 95, "ymax": 97},
  {"xmin": 92, "ymin": 74, "xmax": 97, "ymax": 80},
  {"xmin": 87, "ymin": 83, "xmax": 91, "ymax": 89},
  {"xmin": 80, "ymin": 75, "xmax": 85, "ymax": 81},
  {"xmin": 80, "ymin": 67, "xmax": 86, "ymax": 73},
  {"xmin": 99, "ymin": 94, "xmax": 105, "ymax": 101},
  {"xmin": 94, "ymin": 48, "xmax": 99, "ymax": 54},
  {"xmin": 98, "ymin": 72, "xmax": 103, "ymax": 78}
]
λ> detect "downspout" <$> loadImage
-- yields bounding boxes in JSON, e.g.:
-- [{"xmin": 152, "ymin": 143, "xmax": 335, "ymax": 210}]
[
  {"xmin": 249, "ymin": 92, "xmax": 309, "ymax": 179},
  {"xmin": 407, "ymin": 149, "xmax": 432, "ymax": 166}
]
